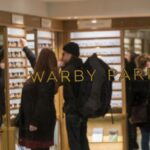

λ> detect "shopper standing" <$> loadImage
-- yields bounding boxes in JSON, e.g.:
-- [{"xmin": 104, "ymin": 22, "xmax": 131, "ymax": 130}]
[
  {"xmin": 130, "ymin": 55, "xmax": 150, "ymax": 150},
  {"xmin": 0, "ymin": 46, "xmax": 5, "ymax": 127},
  {"xmin": 60, "ymin": 42, "xmax": 90, "ymax": 150},
  {"xmin": 125, "ymin": 51, "xmax": 139, "ymax": 150},
  {"xmin": 19, "ymin": 42, "xmax": 59, "ymax": 150}
]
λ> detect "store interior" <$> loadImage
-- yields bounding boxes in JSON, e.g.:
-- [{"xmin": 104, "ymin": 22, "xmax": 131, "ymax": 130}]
[
  {"xmin": 0, "ymin": 0, "xmax": 150, "ymax": 150},
  {"xmin": 125, "ymin": 30, "xmax": 150, "ymax": 54}
]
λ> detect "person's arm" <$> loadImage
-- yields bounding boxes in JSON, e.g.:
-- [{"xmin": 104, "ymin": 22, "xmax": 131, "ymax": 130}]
[
  {"xmin": 23, "ymin": 46, "xmax": 36, "ymax": 68},
  {"xmin": 20, "ymin": 39, "xmax": 36, "ymax": 68}
]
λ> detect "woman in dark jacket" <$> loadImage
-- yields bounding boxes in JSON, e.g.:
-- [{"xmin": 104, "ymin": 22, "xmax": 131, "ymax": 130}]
[
  {"xmin": 130, "ymin": 55, "xmax": 150, "ymax": 150},
  {"xmin": 19, "ymin": 47, "xmax": 59, "ymax": 150}
]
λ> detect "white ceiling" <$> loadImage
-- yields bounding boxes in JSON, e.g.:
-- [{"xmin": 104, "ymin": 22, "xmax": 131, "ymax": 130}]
[
  {"xmin": 42, "ymin": 0, "xmax": 87, "ymax": 2},
  {"xmin": 47, "ymin": 0, "xmax": 150, "ymax": 19}
]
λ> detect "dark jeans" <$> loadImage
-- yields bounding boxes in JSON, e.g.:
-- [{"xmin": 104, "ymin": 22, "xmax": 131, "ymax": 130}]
[
  {"xmin": 140, "ymin": 127, "xmax": 150, "ymax": 150},
  {"xmin": 66, "ymin": 113, "xmax": 90, "ymax": 150},
  {"xmin": 128, "ymin": 120, "xmax": 139, "ymax": 150}
]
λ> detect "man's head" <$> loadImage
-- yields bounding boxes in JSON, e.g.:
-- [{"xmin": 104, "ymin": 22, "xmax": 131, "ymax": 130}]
[{"xmin": 62, "ymin": 42, "xmax": 80, "ymax": 64}]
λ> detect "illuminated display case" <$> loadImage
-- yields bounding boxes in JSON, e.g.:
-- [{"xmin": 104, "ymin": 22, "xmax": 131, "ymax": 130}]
[
  {"xmin": 37, "ymin": 30, "xmax": 55, "ymax": 54},
  {"xmin": 6, "ymin": 27, "xmax": 27, "ymax": 120},
  {"xmin": 26, "ymin": 31, "xmax": 36, "ymax": 78}
]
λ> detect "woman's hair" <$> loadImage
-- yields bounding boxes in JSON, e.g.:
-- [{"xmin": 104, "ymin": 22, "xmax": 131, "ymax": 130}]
[
  {"xmin": 135, "ymin": 55, "xmax": 148, "ymax": 69},
  {"xmin": 34, "ymin": 48, "xmax": 59, "ymax": 92}
]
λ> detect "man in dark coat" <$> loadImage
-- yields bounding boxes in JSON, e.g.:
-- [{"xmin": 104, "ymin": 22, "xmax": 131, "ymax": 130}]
[
  {"xmin": 0, "ymin": 46, "xmax": 5, "ymax": 127},
  {"xmin": 60, "ymin": 42, "xmax": 90, "ymax": 150}
]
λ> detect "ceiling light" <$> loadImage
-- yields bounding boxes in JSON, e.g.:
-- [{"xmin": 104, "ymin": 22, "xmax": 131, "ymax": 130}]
[
  {"xmin": 67, "ymin": 17, "xmax": 72, "ymax": 19},
  {"xmin": 74, "ymin": 16, "xmax": 78, "ymax": 19},
  {"xmin": 91, "ymin": 19, "xmax": 97, "ymax": 24}
]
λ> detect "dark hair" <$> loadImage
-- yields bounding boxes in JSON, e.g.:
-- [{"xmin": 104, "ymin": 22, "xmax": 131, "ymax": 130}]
[
  {"xmin": 135, "ymin": 55, "xmax": 148, "ymax": 69},
  {"xmin": 34, "ymin": 48, "xmax": 59, "ymax": 92},
  {"xmin": 63, "ymin": 42, "xmax": 80, "ymax": 57}
]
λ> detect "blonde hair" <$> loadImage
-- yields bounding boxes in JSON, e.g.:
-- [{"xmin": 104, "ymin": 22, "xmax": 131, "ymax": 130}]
[{"xmin": 135, "ymin": 55, "xmax": 148, "ymax": 69}]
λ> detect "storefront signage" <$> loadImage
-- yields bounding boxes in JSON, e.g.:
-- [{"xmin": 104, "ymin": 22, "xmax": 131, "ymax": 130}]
[
  {"xmin": 41, "ymin": 18, "xmax": 52, "ymax": 28},
  {"xmin": 77, "ymin": 19, "xmax": 112, "ymax": 30},
  {"xmin": 12, "ymin": 14, "xmax": 24, "ymax": 25}
]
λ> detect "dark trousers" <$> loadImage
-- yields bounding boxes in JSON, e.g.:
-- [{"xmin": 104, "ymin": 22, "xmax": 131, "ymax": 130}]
[
  {"xmin": 140, "ymin": 127, "xmax": 150, "ymax": 150},
  {"xmin": 66, "ymin": 113, "xmax": 90, "ymax": 150},
  {"xmin": 128, "ymin": 120, "xmax": 138, "ymax": 150}
]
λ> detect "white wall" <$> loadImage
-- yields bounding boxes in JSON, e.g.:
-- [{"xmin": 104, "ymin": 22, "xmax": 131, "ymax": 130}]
[
  {"xmin": 0, "ymin": 0, "xmax": 49, "ymax": 17},
  {"xmin": 47, "ymin": 0, "xmax": 150, "ymax": 19},
  {"xmin": 1, "ymin": 0, "xmax": 150, "ymax": 19}
]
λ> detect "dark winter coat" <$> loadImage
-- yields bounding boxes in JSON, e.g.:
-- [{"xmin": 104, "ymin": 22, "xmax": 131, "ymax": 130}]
[
  {"xmin": 62, "ymin": 57, "xmax": 83, "ymax": 114},
  {"xmin": 125, "ymin": 59, "xmax": 137, "ymax": 116},
  {"xmin": 19, "ymin": 47, "xmax": 56, "ymax": 148},
  {"xmin": 130, "ymin": 76, "xmax": 150, "ymax": 128}
]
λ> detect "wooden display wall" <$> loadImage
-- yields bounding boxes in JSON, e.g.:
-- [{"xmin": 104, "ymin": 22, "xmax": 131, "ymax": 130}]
[
  {"xmin": 0, "ymin": 11, "xmax": 63, "ymax": 150},
  {"xmin": 1, "ymin": 10, "xmax": 150, "ymax": 150}
]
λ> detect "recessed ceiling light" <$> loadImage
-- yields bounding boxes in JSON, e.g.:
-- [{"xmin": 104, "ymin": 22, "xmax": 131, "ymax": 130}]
[
  {"xmin": 91, "ymin": 19, "xmax": 97, "ymax": 24},
  {"xmin": 74, "ymin": 16, "xmax": 78, "ymax": 19},
  {"xmin": 67, "ymin": 17, "xmax": 72, "ymax": 19}
]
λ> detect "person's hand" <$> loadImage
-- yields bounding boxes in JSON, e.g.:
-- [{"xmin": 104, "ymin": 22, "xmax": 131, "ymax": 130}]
[
  {"xmin": 58, "ymin": 60, "xmax": 65, "ymax": 68},
  {"xmin": 0, "ymin": 62, "xmax": 5, "ymax": 69},
  {"xmin": 29, "ymin": 125, "xmax": 38, "ymax": 132},
  {"xmin": 20, "ymin": 38, "xmax": 28, "ymax": 48}
]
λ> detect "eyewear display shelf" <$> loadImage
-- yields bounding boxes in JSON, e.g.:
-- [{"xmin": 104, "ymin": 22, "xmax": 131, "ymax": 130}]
[
  {"xmin": 69, "ymin": 30, "xmax": 127, "ymax": 150},
  {"xmin": 5, "ymin": 28, "xmax": 57, "ymax": 123},
  {"xmin": 36, "ymin": 29, "xmax": 55, "ymax": 55},
  {"xmin": 134, "ymin": 38, "xmax": 143, "ymax": 54},
  {"xmin": 26, "ymin": 29, "xmax": 55, "ymax": 76},
  {"xmin": 26, "ymin": 31, "xmax": 36, "ymax": 78},
  {"xmin": 5, "ymin": 27, "xmax": 60, "ymax": 150},
  {"xmin": 124, "ymin": 37, "xmax": 143, "ymax": 54},
  {"xmin": 5, "ymin": 27, "xmax": 27, "ymax": 124}
]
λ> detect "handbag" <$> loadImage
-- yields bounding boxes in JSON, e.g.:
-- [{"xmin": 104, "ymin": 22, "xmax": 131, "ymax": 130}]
[{"xmin": 130, "ymin": 100, "xmax": 149, "ymax": 125}]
